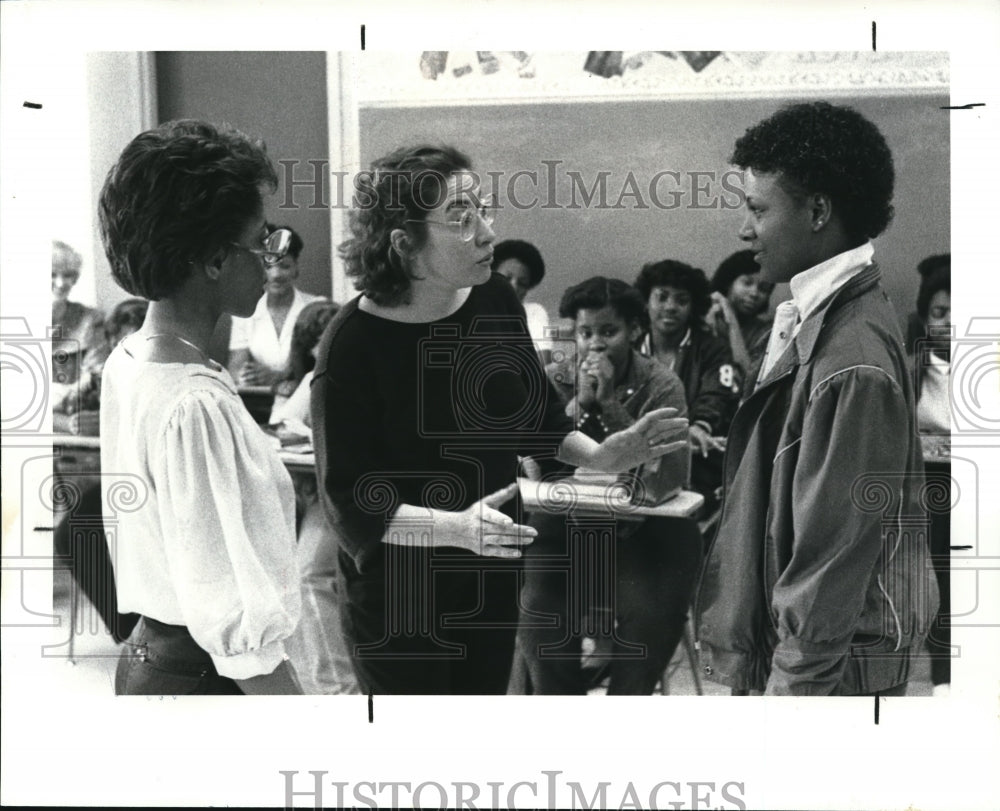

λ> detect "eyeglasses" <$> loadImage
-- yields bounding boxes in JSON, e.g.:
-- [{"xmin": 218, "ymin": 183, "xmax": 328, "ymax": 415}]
[
  {"xmin": 230, "ymin": 228, "xmax": 293, "ymax": 265},
  {"xmin": 406, "ymin": 196, "xmax": 497, "ymax": 243}
]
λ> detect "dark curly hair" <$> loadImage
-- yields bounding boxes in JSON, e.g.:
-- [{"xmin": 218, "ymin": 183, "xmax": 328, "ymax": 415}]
[
  {"xmin": 339, "ymin": 144, "xmax": 473, "ymax": 306},
  {"xmin": 267, "ymin": 223, "xmax": 304, "ymax": 260},
  {"xmin": 558, "ymin": 276, "xmax": 646, "ymax": 325},
  {"xmin": 917, "ymin": 252, "xmax": 950, "ymax": 279},
  {"xmin": 98, "ymin": 119, "xmax": 277, "ymax": 301},
  {"xmin": 916, "ymin": 260, "xmax": 950, "ymax": 321},
  {"xmin": 281, "ymin": 299, "xmax": 340, "ymax": 390},
  {"xmin": 492, "ymin": 239, "xmax": 546, "ymax": 288},
  {"xmin": 104, "ymin": 298, "xmax": 149, "ymax": 343},
  {"xmin": 731, "ymin": 101, "xmax": 895, "ymax": 242},
  {"xmin": 634, "ymin": 259, "xmax": 713, "ymax": 328},
  {"xmin": 712, "ymin": 249, "xmax": 762, "ymax": 295}
]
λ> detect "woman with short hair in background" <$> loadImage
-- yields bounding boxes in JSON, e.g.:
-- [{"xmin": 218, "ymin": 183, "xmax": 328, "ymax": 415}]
[
  {"xmin": 492, "ymin": 238, "xmax": 553, "ymax": 360},
  {"xmin": 708, "ymin": 248, "xmax": 775, "ymax": 377},
  {"xmin": 51, "ymin": 240, "xmax": 106, "ymax": 416},
  {"xmin": 229, "ymin": 224, "xmax": 324, "ymax": 386},
  {"xmin": 912, "ymin": 255, "xmax": 951, "ymax": 696}
]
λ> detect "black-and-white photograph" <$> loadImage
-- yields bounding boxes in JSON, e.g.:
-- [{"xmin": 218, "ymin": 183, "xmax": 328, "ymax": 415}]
[{"xmin": 2, "ymin": 2, "xmax": 998, "ymax": 809}]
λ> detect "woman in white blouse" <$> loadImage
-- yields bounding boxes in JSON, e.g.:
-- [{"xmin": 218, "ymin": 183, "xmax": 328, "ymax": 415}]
[
  {"xmin": 97, "ymin": 120, "xmax": 302, "ymax": 695},
  {"xmin": 228, "ymin": 224, "xmax": 324, "ymax": 386}
]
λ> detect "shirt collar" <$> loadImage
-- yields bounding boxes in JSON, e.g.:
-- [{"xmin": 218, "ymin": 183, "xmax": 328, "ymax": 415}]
[{"xmin": 789, "ymin": 241, "xmax": 874, "ymax": 324}]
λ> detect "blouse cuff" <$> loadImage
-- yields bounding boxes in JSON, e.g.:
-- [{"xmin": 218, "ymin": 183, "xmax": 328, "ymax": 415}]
[{"xmin": 210, "ymin": 638, "xmax": 287, "ymax": 680}]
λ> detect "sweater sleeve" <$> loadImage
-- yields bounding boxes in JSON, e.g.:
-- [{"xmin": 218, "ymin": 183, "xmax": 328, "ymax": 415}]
[{"xmin": 311, "ymin": 340, "xmax": 390, "ymax": 574}]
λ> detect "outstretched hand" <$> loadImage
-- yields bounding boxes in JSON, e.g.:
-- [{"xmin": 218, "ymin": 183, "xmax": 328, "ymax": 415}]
[
  {"xmin": 594, "ymin": 407, "xmax": 689, "ymax": 473},
  {"xmin": 437, "ymin": 483, "xmax": 537, "ymax": 558}
]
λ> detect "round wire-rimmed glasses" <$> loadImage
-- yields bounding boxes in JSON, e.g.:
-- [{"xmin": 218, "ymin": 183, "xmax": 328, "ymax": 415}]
[{"xmin": 406, "ymin": 196, "xmax": 498, "ymax": 242}]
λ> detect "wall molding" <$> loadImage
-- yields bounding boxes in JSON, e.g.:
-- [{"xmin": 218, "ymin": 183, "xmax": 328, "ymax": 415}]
[{"xmin": 355, "ymin": 51, "xmax": 949, "ymax": 108}]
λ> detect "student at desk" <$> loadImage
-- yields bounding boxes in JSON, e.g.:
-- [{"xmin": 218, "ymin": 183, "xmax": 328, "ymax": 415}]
[
  {"xmin": 636, "ymin": 259, "xmax": 741, "ymax": 517},
  {"xmin": 515, "ymin": 277, "xmax": 703, "ymax": 695},
  {"xmin": 270, "ymin": 299, "xmax": 339, "ymax": 428},
  {"xmin": 911, "ymin": 257, "xmax": 951, "ymax": 695},
  {"xmin": 229, "ymin": 224, "xmax": 324, "ymax": 386}
]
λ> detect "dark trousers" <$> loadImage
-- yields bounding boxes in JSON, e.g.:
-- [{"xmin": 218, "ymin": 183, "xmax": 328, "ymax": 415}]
[
  {"xmin": 515, "ymin": 513, "xmax": 703, "ymax": 695},
  {"xmin": 53, "ymin": 481, "xmax": 139, "ymax": 644},
  {"xmin": 115, "ymin": 616, "xmax": 243, "ymax": 695},
  {"xmin": 339, "ymin": 546, "xmax": 522, "ymax": 694}
]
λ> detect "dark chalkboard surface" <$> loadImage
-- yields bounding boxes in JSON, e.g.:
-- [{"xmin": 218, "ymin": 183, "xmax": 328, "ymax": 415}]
[{"xmin": 360, "ymin": 94, "xmax": 949, "ymax": 329}]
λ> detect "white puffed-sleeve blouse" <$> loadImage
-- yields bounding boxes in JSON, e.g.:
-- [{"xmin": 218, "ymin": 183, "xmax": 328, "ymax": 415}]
[{"xmin": 99, "ymin": 338, "xmax": 301, "ymax": 679}]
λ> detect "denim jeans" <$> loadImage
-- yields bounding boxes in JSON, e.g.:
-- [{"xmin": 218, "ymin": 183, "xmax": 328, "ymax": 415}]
[{"xmin": 115, "ymin": 616, "xmax": 243, "ymax": 695}]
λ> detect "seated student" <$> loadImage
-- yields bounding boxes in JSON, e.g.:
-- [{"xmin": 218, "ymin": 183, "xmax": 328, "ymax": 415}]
[
  {"xmin": 492, "ymin": 239, "xmax": 554, "ymax": 359},
  {"xmin": 228, "ymin": 223, "xmax": 324, "ymax": 386},
  {"xmin": 635, "ymin": 259, "xmax": 741, "ymax": 516},
  {"xmin": 51, "ymin": 240, "xmax": 106, "ymax": 415},
  {"xmin": 708, "ymin": 248, "xmax": 775, "ymax": 377},
  {"xmin": 53, "ymin": 298, "xmax": 148, "ymax": 436},
  {"xmin": 911, "ymin": 257, "xmax": 951, "ymax": 695},
  {"xmin": 905, "ymin": 253, "xmax": 950, "ymax": 354},
  {"xmin": 270, "ymin": 299, "xmax": 339, "ymax": 429},
  {"xmin": 516, "ymin": 276, "xmax": 702, "ymax": 695},
  {"xmin": 261, "ymin": 297, "xmax": 355, "ymax": 694}
]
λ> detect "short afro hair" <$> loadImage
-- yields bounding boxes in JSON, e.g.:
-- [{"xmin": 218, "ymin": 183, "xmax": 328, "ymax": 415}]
[
  {"xmin": 492, "ymin": 239, "xmax": 545, "ymax": 288},
  {"xmin": 98, "ymin": 120, "xmax": 277, "ymax": 301},
  {"xmin": 558, "ymin": 276, "xmax": 646, "ymax": 325},
  {"xmin": 634, "ymin": 259, "xmax": 713, "ymax": 328},
  {"xmin": 731, "ymin": 101, "xmax": 895, "ymax": 242},
  {"xmin": 338, "ymin": 144, "xmax": 473, "ymax": 306},
  {"xmin": 712, "ymin": 249, "xmax": 762, "ymax": 295}
]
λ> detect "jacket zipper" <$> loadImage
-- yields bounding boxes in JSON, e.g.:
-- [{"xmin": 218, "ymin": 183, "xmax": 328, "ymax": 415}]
[{"xmin": 693, "ymin": 367, "xmax": 796, "ymax": 644}]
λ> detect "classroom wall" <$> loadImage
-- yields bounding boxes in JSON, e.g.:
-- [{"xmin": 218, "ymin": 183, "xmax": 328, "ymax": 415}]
[
  {"xmin": 156, "ymin": 51, "xmax": 332, "ymax": 300},
  {"xmin": 359, "ymin": 94, "xmax": 950, "ymax": 329}
]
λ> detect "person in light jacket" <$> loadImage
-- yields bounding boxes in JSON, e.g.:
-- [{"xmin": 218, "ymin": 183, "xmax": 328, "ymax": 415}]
[{"xmin": 695, "ymin": 101, "xmax": 939, "ymax": 696}]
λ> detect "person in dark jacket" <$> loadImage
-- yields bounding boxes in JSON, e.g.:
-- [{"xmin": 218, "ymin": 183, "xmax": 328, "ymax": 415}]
[
  {"xmin": 636, "ymin": 259, "xmax": 741, "ymax": 515},
  {"xmin": 695, "ymin": 101, "xmax": 939, "ymax": 696}
]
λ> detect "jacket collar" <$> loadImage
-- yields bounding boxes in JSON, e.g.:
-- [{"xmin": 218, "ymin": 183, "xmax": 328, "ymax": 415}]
[{"xmin": 754, "ymin": 263, "xmax": 883, "ymax": 390}]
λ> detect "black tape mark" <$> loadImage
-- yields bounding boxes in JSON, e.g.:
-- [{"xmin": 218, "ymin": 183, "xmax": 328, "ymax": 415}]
[
  {"xmin": 874, "ymin": 694, "xmax": 880, "ymax": 724},
  {"xmin": 951, "ymin": 545, "xmax": 973, "ymax": 550},
  {"xmin": 360, "ymin": 24, "xmax": 365, "ymax": 51},
  {"xmin": 33, "ymin": 526, "xmax": 55, "ymax": 531},
  {"xmin": 23, "ymin": 101, "xmax": 42, "ymax": 109},
  {"xmin": 871, "ymin": 21, "xmax": 876, "ymax": 51},
  {"xmin": 941, "ymin": 103, "xmax": 986, "ymax": 110},
  {"xmin": 368, "ymin": 690, "xmax": 373, "ymax": 722}
]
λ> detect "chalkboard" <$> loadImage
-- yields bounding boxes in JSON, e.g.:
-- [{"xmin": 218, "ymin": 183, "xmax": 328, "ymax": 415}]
[{"xmin": 359, "ymin": 94, "xmax": 949, "ymax": 327}]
